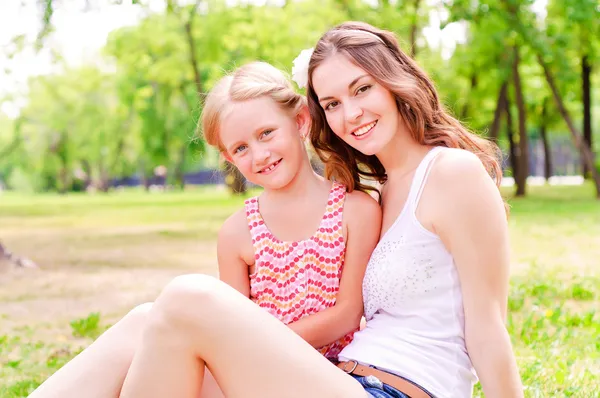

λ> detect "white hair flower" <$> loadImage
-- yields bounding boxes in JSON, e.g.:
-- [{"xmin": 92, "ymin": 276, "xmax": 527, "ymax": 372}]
[{"xmin": 291, "ymin": 48, "xmax": 314, "ymax": 89}]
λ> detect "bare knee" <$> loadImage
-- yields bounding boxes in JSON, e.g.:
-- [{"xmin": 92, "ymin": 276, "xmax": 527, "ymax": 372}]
[
  {"xmin": 166, "ymin": 274, "xmax": 221, "ymax": 294},
  {"xmin": 109, "ymin": 302, "xmax": 153, "ymax": 342},
  {"xmin": 162, "ymin": 274, "xmax": 223, "ymax": 304},
  {"xmin": 123, "ymin": 302, "xmax": 153, "ymax": 326},
  {"xmin": 152, "ymin": 274, "xmax": 225, "ymax": 325}
]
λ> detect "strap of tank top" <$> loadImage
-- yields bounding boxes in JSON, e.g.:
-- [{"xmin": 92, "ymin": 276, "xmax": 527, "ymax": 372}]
[
  {"xmin": 407, "ymin": 147, "xmax": 444, "ymax": 209},
  {"xmin": 323, "ymin": 182, "xmax": 346, "ymax": 225},
  {"xmin": 244, "ymin": 197, "xmax": 262, "ymax": 239}
]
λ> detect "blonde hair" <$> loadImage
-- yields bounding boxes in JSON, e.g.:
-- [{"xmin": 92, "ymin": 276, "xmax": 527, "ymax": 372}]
[
  {"xmin": 306, "ymin": 22, "xmax": 503, "ymax": 194},
  {"xmin": 202, "ymin": 62, "xmax": 306, "ymax": 151}
]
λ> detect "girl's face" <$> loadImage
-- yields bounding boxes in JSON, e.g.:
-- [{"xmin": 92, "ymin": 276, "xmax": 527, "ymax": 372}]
[
  {"xmin": 311, "ymin": 53, "xmax": 401, "ymax": 156},
  {"xmin": 219, "ymin": 96, "xmax": 310, "ymax": 191}
]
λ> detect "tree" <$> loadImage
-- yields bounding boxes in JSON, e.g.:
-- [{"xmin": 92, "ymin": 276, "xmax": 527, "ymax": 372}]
[
  {"xmin": 511, "ymin": 45, "xmax": 529, "ymax": 196},
  {"xmin": 539, "ymin": 97, "xmax": 552, "ymax": 180},
  {"xmin": 15, "ymin": 67, "xmax": 133, "ymax": 192},
  {"xmin": 442, "ymin": 0, "xmax": 525, "ymax": 184},
  {"xmin": 105, "ymin": 11, "xmax": 208, "ymax": 190},
  {"xmin": 546, "ymin": 0, "xmax": 599, "ymax": 178},
  {"xmin": 500, "ymin": 0, "xmax": 600, "ymax": 197}
]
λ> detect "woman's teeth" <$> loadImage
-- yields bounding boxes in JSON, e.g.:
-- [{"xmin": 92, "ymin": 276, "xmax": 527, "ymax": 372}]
[{"xmin": 353, "ymin": 121, "xmax": 377, "ymax": 136}]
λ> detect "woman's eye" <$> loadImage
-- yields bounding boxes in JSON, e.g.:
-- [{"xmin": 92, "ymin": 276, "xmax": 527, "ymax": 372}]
[
  {"xmin": 357, "ymin": 85, "xmax": 371, "ymax": 94},
  {"xmin": 325, "ymin": 101, "xmax": 339, "ymax": 111}
]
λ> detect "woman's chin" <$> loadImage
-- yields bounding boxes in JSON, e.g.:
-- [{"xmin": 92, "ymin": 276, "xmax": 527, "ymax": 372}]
[
  {"xmin": 350, "ymin": 140, "xmax": 382, "ymax": 157},
  {"xmin": 342, "ymin": 132, "xmax": 388, "ymax": 157}
]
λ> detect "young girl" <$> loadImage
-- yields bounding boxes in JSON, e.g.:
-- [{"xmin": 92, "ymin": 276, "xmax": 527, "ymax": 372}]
[
  {"xmin": 28, "ymin": 61, "xmax": 381, "ymax": 398},
  {"xmin": 202, "ymin": 61, "xmax": 381, "ymax": 361}
]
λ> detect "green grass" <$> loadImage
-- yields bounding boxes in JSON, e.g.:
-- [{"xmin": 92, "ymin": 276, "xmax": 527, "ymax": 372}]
[{"xmin": 1, "ymin": 183, "xmax": 599, "ymax": 397}]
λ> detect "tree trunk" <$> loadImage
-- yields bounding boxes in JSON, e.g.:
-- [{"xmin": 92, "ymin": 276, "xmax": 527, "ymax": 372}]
[
  {"xmin": 55, "ymin": 131, "xmax": 70, "ymax": 194},
  {"xmin": 512, "ymin": 46, "xmax": 528, "ymax": 197},
  {"xmin": 489, "ymin": 81, "xmax": 508, "ymax": 141},
  {"xmin": 80, "ymin": 159, "xmax": 93, "ymax": 190},
  {"xmin": 184, "ymin": 1, "xmax": 203, "ymax": 99},
  {"xmin": 505, "ymin": 98, "xmax": 519, "ymax": 181},
  {"xmin": 461, "ymin": 73, "xmax": 478, "ymax": 120},
  {"xmin": 58, "ymin": 167, "xmax": 68, "ymax": 194},
  {"xmin": 537, "ymin": 53, "xmax": 600, "ymax": 198},
  {"xmin": 98, "ymin": 164, "xmax": 110, "ymax": 193},
  {"xmin": 139, "ymin": 159, "xmax": 151, "ymax": 191},
  {"xmin": 539, "ymin": 98, "xmax": 552, "ymax": 181},
  {"xmin": 582, "ymin": 54, "xmax": 592, "ymax": 178},
  {"xmin": 409, "ymin": 0, "xmax": 422, "ymax": 58},
  {"xmin": 108, "ymin": 106, "xmax": 134, "ymax": 179},
  {"xmin": 183, "ymin": 1, "xmax": 246, "ymax": 194},
  {"xmin": 174, "ymin": 144, "xmax": 187, "ymax": 190}
]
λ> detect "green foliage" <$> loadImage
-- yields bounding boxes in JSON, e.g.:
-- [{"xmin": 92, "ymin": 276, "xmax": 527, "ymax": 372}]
[
  {"xmin": 2, "ymin": 0, "xmax": 599, "ymax": 196},
  {"xmin": 70, "ymin": 312, "xmax": 102, "ymax": 339}
]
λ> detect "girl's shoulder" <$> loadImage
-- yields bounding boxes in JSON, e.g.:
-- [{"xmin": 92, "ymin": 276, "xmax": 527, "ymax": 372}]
[
  {"xmin": 343, "ymin": 188, "xmax": 382, "ymax": 223},
  {"xmin": 218, "ymin": 207, "xmax": 252, "ymax": 244}
]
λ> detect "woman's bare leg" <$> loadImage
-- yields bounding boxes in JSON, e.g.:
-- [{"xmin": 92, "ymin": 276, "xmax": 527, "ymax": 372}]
[
  {"xmin": 29, "ymin": 303, "xmax": 153, "ymax": 398},
  {"xmin": 199, "ymin": 369, "xmax": 224, "ymax": 398},
  {"xmin": 29, "ymin": 302, "xmax": 225, "ymax": 398},
  {"xmin": 120, "ymin": 275, "xmax": 366, "ymax": 398}
]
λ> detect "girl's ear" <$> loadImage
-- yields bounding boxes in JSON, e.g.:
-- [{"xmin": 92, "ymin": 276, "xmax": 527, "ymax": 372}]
[
  {"xmin": 220, "ymin": 151, "xmax": 233, "ymax": 163},
  {"xmin": 296, "ymin": 105, "xmax": 311, "ymax": 139}
]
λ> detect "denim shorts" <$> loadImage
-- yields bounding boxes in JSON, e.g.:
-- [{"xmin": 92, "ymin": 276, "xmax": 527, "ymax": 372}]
[{"xmin": 352, "ymin": 374, "xmax": 409, "ymax": 398}]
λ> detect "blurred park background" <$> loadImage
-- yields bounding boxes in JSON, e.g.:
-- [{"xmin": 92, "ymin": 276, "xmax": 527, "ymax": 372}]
[{"xmin": 0, "ymin": 0, "xmax": 599, "ymax": 397}]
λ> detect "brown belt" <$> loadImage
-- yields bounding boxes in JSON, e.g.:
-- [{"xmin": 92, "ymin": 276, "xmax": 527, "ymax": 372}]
[{"xmin": 338, "ymin": 361, "xmax": 431, "ymax": 398}]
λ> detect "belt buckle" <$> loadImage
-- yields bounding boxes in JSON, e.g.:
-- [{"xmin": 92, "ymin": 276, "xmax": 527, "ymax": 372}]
[{"xmin": 340, "ymin": 360, "xmax": 358, "ymax": 374}]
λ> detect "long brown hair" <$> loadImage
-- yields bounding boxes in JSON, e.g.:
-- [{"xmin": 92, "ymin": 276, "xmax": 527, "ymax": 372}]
[{"xmin": 306, "ymin": 21, "xmax": 503, "ymax": 194}]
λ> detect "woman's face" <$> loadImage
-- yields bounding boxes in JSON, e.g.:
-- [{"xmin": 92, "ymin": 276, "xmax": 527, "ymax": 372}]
[{"xmin": 311, "ymin": 53, "xmax": 401, "ymax": 156}]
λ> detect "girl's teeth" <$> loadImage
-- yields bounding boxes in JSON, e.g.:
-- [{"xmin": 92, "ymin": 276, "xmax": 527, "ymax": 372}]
[{"xmin": 262, "ymin": 160, "xmax": 280, "ymax": 173}]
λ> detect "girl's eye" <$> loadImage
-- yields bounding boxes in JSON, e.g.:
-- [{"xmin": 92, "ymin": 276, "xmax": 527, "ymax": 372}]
[
  {"xmin": 325, "ymin": 101, "xmax": 339, "ymax": 111},
  {"xmin": 357, "ymin": 85, "xmax": 372, "ymax": 94},
  {"xmin": 261, "ymin": 129, "xmax": 274, "ymax": 138},
  {"xmin": 234, "ymin": 144, "xmax": 247, "ymax": 154}
]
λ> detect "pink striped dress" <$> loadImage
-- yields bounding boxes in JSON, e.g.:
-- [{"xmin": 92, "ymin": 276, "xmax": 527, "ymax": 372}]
[{"xmin": 244, "ymin": 182, "xmax": 354, "ymax": 359}]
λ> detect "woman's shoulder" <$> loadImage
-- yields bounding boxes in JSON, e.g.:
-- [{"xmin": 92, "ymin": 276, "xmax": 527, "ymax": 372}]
[
  {"xmin": 426, "ymin": 147, "xmax": 495, "ymax": 195},
  {"xmin": 433, "ymin": 147, "xmax": 486, "ymax": 180},
  {"xmin": 427, "ymin": 147, "xmax": 504, "ymax": 215}
]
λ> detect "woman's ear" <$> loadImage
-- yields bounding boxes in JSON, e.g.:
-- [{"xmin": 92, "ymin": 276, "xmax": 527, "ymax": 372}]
[{"xmin": 296, "ymin": 105, "xmax": 311, "ymax": 139}]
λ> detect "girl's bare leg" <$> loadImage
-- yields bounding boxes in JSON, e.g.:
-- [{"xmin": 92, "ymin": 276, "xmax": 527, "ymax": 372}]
[
  {"xmin": 120, "ymin": 275, "xmax": 366, "ymax": 398},
  {"xmin": 29, "ymin": 302, "xmax": 225, "ymax": 398}
]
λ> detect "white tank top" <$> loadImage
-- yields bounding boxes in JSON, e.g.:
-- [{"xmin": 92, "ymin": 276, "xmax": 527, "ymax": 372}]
[{"xmin": 339, "ymin": 147, "xmax": 477, "ymax": 398}]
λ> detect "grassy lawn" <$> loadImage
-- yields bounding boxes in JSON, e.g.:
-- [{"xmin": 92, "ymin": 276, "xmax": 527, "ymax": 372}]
[{"xmin": 0, "ymin": 183, "xmax": 598, "ymax": 397}]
